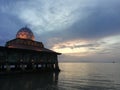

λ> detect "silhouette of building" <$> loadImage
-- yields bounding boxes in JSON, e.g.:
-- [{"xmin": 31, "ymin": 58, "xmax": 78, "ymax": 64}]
[{"xmin": 0, "ymin": 27, "xmax": 61, "ymax": 73}]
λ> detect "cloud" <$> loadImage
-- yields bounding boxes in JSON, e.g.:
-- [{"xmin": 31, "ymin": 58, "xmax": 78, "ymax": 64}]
[
  {"xmin": 52, "ymin": 39, "xmax": 102, "ymax": 54},
  {"xmin": 42, "ymin": 0, "xmax": 120, "ymax": 42},
  {"xmin": 1, "ymin": 0, "xmax": 120, "ymax": 40},
  {"xmin": 33, "ymin": 0, "xmax": 120, "ymax": 50},
  {"xmin": 52, "ymin": 35, "xmax": 120, "ymax": 62},
  {"xmin": 9, "ymin": 0, "xmax": 84, "ymax": 34}
]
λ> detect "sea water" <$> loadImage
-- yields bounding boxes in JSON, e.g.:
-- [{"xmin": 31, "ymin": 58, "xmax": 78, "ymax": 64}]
[{"xmin": 0, "ymin": 63, "xmax": 120, "ymax": 90}]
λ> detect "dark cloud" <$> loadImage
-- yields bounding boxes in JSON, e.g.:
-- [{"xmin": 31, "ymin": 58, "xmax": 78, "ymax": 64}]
[
  {"xmin": 1, "ymin": 0, "xmax": 120, "ymax": 44},
  {"xmin": 40, "ymin": 1, "xmax": 120, "ymax": 43},
  {"xmin": 56, "ymin": 43, "xmax": 101, "ymax": 49},
  {"xmin": 0, "ymin": 12, "xmax": 26, "ymax": 45}
]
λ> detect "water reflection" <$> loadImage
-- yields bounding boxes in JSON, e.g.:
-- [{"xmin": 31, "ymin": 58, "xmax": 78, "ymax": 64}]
[
  {"xmin": 0, "ymin": 72, "xmax": 59, "ymax": 90},
  {"xmin": 0, "ymin": 63, "xmax": 120, "ymax": 90},
  {"xmin": 58, "ymin": 63, "xmax": 120, "ymax": 90}
]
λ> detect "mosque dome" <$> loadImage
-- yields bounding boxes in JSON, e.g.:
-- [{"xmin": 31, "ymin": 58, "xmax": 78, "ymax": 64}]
[{"xmin": 16, "ymin": 27, "xmax": 35, "ymax": 40}]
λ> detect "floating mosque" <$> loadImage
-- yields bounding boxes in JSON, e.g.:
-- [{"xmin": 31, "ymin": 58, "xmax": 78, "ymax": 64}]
[{"xmin": 0, "ymin": 27, "xmax": 61, "ymax": 73}]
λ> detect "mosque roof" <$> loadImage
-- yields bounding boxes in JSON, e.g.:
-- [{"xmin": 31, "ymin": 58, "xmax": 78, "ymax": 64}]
[{"xmin": 16, "ymin": 27, "xmax": 35, "ymax": 40}]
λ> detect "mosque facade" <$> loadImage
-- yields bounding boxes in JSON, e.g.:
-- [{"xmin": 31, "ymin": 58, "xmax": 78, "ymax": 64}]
[{"xmin": 0, "ymin": 27, "xmax": 61, "ymax": 73}]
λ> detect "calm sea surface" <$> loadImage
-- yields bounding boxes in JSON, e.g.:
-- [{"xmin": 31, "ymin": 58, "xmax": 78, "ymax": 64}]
[{"xmin": 0, "ymin": 63, "xmax": 120, "ymax": 90}]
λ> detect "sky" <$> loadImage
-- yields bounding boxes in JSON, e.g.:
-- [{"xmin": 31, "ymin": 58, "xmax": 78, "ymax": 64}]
[{"xmin": 0, "ymin": 0, "xmax": 120, "ymax": 62}]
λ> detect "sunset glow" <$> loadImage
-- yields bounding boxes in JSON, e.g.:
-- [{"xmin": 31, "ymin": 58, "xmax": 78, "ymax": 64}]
[{"xmin": 52, "ymin": 35, "xmax": 120, "ymax": 58}]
